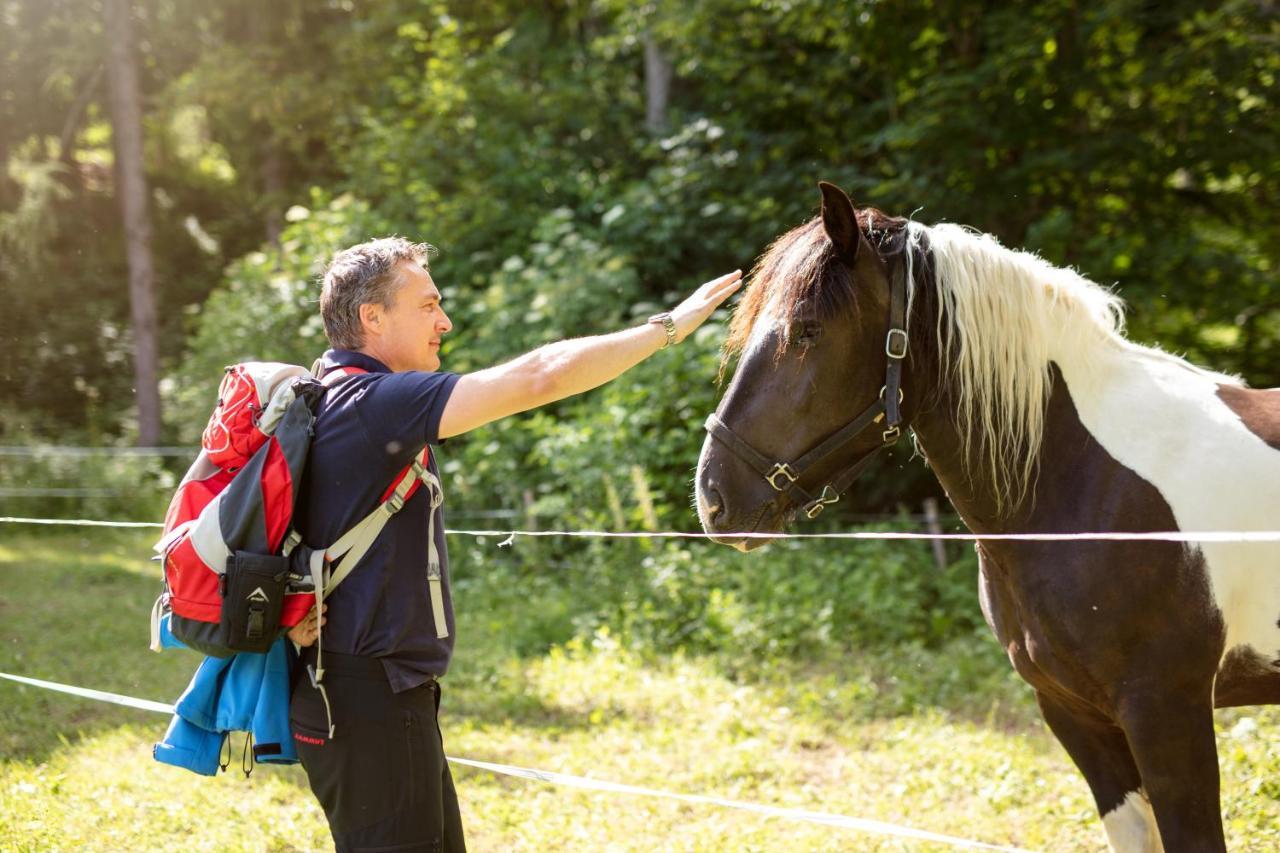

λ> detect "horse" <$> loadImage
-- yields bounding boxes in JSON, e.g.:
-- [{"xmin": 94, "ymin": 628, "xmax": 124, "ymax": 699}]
[{"xmin": 694, "ymin": 181, "xmax": 1280, "ymax": 852}]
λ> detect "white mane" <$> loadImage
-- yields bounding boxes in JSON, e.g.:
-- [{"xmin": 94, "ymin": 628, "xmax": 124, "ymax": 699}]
[{"xmin": 906, "ymin": 221, "xmax": 1238, "ymax": 512}]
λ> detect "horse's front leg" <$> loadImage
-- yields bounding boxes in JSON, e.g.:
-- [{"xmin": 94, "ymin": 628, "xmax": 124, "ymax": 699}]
[
  {"xmin": 1117, "ymin": 689, "xmax": 1224, "ymax": 852},
  {"xmin": 1036, "ymin": 694, "xmax": 1161, "ymax": 853}
]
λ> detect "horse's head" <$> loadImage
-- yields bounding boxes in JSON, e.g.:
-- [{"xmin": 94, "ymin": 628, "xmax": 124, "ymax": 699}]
[{"xmin": 696, "ymin": 182, "xmax": 915, "ymax": 550}]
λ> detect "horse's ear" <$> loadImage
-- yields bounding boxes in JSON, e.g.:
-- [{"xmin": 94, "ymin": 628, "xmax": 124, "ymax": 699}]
[{"xmin": 818, "ymin": 181, "xmax": 869, "ymax": 265}]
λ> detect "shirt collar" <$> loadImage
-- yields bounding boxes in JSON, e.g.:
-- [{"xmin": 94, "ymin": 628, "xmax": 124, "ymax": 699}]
[{"xmin": 319, "ymin": 349, "xmax": 393, "ymax": 375}]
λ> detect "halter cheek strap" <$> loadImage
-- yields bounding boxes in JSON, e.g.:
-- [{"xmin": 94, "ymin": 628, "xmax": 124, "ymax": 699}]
[{"xmin": 705, "ymin": 264, "xmax": 909, "ymax": 521}]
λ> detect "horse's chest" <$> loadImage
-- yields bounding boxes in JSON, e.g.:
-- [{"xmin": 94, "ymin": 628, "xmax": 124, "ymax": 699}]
[
  {"xmin": 976, "ymin": 537, "xmax": 1232, "ymax": 712},
  {"xmin": 975, "ymin": 545, "xmax": 1120, "ymax": 709}
]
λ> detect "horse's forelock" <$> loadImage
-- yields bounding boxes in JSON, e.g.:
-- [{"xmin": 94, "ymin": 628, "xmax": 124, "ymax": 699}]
[{"xmin": 724, "ymin": 218, "xmax": 839, "ymax": 362}]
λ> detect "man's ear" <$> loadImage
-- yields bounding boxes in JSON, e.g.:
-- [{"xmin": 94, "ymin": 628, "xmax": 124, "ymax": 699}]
[
  {"xmin": 818, "ymin": 181, "xmax": 871, "ymax": 266},
  {"xmin": 358, "ymin": 302, "xmax": 383, "ymax": 339}
]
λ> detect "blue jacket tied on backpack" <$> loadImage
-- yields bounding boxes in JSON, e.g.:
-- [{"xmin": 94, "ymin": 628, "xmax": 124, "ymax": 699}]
[{"xmin": 153, "ymin": 621, "xmax": 297, "ymax": 776}]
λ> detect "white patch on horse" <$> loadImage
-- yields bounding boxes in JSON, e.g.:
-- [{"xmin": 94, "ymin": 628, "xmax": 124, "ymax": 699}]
[
  {"xmin": 918, "ymin": 223, "xmax": 1280, "ymax": 671},
  {"xmin": 1060, "ymin": 341, "xmax": 1280, "ymax": 665},
  {"xmin": 1102, "ymin": 790, "xmax": 1164, "ymax": 852}
]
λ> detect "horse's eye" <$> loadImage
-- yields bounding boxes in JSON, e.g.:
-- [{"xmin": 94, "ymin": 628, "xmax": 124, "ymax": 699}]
[{"xmin": 790, "ymin": 320, "xmax": 821, "ymax": 345}]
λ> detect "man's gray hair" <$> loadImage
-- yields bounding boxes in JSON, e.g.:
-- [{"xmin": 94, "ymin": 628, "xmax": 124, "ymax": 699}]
[{"xmin": 320, "ymin": 237, "xmax": 434, "ymax": 350}]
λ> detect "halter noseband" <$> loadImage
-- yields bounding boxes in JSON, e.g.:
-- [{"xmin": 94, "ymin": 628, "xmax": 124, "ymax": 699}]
[{"xmin": 704, "ymin": 264, "xmax": 908, "ymax": 521}]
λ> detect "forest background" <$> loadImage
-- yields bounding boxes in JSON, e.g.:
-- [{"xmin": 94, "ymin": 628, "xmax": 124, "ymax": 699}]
[{"xmin": 1, "ymin": 0, "xmax": 1277, "ymax": 660}]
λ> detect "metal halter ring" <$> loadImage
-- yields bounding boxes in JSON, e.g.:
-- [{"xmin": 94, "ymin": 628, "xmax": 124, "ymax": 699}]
[
  {"xmin": 765, "ymin": 462, "xmax": 798, "ymax": 491},
  {"xmin": 803, "ymin": 485, "xmax": 841, "ymax": 519},
  {"xmin": 879, "ymin": 385, "xmax": 905, "ymax": 405}
]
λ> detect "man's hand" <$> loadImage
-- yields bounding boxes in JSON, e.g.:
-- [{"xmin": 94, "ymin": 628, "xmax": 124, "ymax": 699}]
[
  {"xmin": 288, "ymin": 604, "xmax": 326, "ymax": 647},
  {"xmin": 670, "ymin": 269, "xmax": 743, "ymax": 343}
]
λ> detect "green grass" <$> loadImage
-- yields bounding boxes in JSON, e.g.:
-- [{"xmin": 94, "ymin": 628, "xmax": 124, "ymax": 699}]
[{"xmin": 1, "ymin": 530, "xmax": 1277, "ymax": 851}]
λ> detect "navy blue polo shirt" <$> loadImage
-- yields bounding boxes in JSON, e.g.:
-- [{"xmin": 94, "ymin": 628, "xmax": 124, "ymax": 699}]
[{"xmin": 297, "ymin": 349, "xmax": 460, "ymax": 692}]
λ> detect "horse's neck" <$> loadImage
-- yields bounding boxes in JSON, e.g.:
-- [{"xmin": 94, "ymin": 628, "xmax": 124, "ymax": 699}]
[
  {"xmin": 910, "ymin": 355, "xmax": 1146, "ymax": 536},
  {"xmin": 909, "ymin": 379, "xmax": 1024, "ymax": 535}
]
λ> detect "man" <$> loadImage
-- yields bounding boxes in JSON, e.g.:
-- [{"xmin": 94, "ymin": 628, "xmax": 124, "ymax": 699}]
[{"xmin": 284, "ymin": 236, "xmax": 741, "ymax": 852}]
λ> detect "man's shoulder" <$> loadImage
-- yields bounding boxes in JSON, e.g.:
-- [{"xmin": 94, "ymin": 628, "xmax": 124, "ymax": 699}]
[
  {"xmin": 353, "ymin": 370, "xmax": 459, "ymax": 413},
  {"xmin": 319, "ymin": 370, "xmax": 460, "ymax": 454},
  {"xmin": 324, "ymin": 369, "xmax": 456, "ymax": 404}
]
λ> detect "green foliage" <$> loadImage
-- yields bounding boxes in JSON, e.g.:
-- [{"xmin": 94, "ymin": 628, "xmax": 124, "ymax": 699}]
[
  {"xmin": 0, "ymin": 445, "xmax": 172, "ymax": 522},
  {"xmin": 6, "ymin": 0, "xmax": 1278, "ymax": 444},
  {"xmin": 166, "ymin": 191, "xmax": 389, "ymax": 443},
  {"xmin": 450, "ymin": 208, "xmax": 642, "ymax": 367},
  {"xmin": 451, "ymin": 530, "xmax": 983, "ymax": 664}
]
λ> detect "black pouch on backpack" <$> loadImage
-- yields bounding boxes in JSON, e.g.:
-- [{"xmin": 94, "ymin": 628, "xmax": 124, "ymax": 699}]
[{"xmin": 220, "ymin": 551, "xmax": 289, "ymax": 654}]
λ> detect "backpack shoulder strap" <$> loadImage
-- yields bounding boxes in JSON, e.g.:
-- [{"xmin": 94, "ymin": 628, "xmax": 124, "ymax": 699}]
[
  {"xmin": 319, "ymin": 443, "xmax": 433, "ymax": 596},
  {"xmin": 319, "ymin": 364, "xmax": 367, "ymax": 387}
]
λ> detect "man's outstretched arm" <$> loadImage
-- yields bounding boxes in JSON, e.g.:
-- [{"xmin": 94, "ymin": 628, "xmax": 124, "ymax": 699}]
[{"xmin": 437, "ymin": 269, "xmax": 742, "ymax": 439}]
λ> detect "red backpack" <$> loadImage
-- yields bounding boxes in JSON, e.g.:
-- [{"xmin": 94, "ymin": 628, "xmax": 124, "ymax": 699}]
[{"xmin": 150, "ymin": 361, "xmax": 440, "ymax": 658}]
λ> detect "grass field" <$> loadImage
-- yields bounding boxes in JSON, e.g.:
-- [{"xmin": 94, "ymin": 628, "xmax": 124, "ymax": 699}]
[{"xmin": 1, "ymin": 529, "xmax": 1277, "ymax": 851}]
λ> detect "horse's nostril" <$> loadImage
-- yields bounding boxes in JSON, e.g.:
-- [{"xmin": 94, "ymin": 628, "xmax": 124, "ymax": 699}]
[{"xmin": 704, "ymin": 488, "xmax": 725, "ymax": 523}]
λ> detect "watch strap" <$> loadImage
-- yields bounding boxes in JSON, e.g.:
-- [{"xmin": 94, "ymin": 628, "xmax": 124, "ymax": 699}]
[{"xmin": 648, "ymin": 312, "xmax": 677, "ymax": 348}]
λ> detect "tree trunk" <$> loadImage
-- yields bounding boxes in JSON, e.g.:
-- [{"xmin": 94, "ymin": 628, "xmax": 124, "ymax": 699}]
[
  {"xmin": 643, "ymin": 33, "xmax": 672, "ymax": 135},
  {"xmin": 103, "ymin": 0, "xmax": 162, "ymax": 446}
]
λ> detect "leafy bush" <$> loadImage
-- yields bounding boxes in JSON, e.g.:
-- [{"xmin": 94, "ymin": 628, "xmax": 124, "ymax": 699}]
[
  {"xmin": 0, "ymin": 443, "xmax": 174, "ymax": 522},
  {"xmin": 450, "ymin": 527, "xmax": 984, "ymax": 666}
]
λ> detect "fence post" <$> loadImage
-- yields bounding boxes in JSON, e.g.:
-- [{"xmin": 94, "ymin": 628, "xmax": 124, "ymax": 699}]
[{"xmin": 923, "ymin": 497, "xmax": 947, "ymax": 572}]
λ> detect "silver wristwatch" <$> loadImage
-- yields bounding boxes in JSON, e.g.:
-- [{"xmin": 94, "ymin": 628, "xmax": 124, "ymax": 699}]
[{"xmin": 648, "ymin": 312, "xmax": 677, "ymax": 348}]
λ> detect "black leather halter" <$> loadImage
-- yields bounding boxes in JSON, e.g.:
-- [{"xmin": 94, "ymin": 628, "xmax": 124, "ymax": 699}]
[{"xmin": 704, "ymin": 264, "xmax": 909, "ymax": 521}]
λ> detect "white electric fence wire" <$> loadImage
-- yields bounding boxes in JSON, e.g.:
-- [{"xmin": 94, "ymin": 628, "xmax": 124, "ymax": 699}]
[
  {"xmin": 3, "ymin": 514, "xmax": 1280, "ymax": 542},
  {"xmin": 0, "ymin": 488, "xmax": 121, "ymax": 497},
  {"xmin": 0, "ymin": 671, "xmax": 1035, "ymax": 853},
  {"xmin": 0, "ymin": 516, "xmax": 162, "ymax": 528},
  {"xmin": 444, "ymin": 756, "xmax": 1036, "ymax": 852},
  {"xmin": 0, "ymin": 672, "xmax": 176, "ymax": 715}
]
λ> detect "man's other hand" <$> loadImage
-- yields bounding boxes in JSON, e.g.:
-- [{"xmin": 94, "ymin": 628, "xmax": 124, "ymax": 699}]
[{"xmin": 288, "ymin": 604, "xmax": 326, "ymax": 647}]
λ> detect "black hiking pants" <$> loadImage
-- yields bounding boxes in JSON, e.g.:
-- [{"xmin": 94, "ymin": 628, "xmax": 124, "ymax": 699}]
[{"xmin": 290, "ymin": 648, "xmax": 466, "ymax": 853}]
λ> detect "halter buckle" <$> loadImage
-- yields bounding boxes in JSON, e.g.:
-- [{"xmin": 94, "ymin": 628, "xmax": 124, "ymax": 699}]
[
  {"xmin": 882, "ymin": 425, "xmax": 901, "ymax": 443},
  {"xmin": 803, "ymin": 485, "xmax": 840, "ymax": 519},
  {"xmin": 885, "ymin": 328, "xmax": 909, "ymax": 359},
  {"xmin": 765, "ymin": 462, "xmax": 798, "ymax": 491}
]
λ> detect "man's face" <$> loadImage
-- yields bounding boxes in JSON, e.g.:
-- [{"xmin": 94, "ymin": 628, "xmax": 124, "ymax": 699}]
[{"xmin": 369, "ymin": 259, "xmax": 453, "ymax": 372}]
